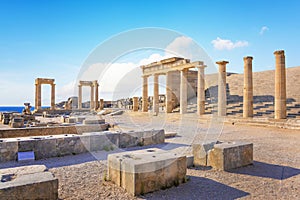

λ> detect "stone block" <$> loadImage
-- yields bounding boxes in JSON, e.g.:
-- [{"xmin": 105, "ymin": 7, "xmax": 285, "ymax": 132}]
[
  {"xmin": 193, "ymin": 141, "xmax": 217, "ymax": 167},
  {"xmin": 108, "ymin": 148, "xmax": 186, "ymax": 196},
  {"xmin": 0, "ymin": 165, "xmax": 58, "ymax": 200},
  {"xmin": 65, "ymin": 117, "xmax": 76, "ymax": 124},
  {"xmin": 0, "ymin": 140, "xmax": 18, "ymax": 162},
  {"xmin": 83, "ymin": 119, "xmax": 105, "ymax": 125},
  {"xmin": 208, "ymin": 141, "xmax": 253, "ymax": 170}
]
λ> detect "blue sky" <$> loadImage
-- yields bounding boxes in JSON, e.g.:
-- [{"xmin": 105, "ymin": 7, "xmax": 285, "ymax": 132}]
[{"xmin": 0, "ymin": 0, "xmax": 300, "ymax": 105}]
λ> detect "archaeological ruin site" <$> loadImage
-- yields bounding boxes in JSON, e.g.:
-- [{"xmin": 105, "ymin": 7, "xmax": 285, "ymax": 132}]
[{"xmin": 0, "ymin": 50, "xmax": 299, "ymax": 199}]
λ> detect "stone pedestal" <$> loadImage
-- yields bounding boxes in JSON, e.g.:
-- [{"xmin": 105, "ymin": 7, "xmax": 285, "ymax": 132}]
[
  {"xmin": 216, "ymin": 61, "xmax": 229, "ymax": 117},
  {"xmin": 274, "ymin": 50, "xmax": 287, "ymax": 119},
  {"xmin": 132, "ymin": 97, "xmax": 138, "ymax": 111},
  {"xmin": 180, "ymin": 69, "xmax": 188, "ymax": 114},
  {"xmin": 142, "ymin": 76, "xmax": 149, "ymax": 112},
  {"xmin": 108, "ymin": 148, "xmax": 186, "ymax": 196},
  {"xmin": 153, "ymin": 74, "xmax": 159, "ymax": 114},
  {"xmin": 197, "ymin": 66, "xmax": 206, "ymax": 115},
  {"xmin": 243, "ymin": 56, "xmax": 253, "ymax": 118}
]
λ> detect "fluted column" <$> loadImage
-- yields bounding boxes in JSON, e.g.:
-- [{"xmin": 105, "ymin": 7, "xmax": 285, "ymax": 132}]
[
  {"xmin": 133, "ymin": 97, "xmax": 138, "ymax": 111},
  {"xmin": 78, "ymin": 85, "xmax": 82, "ymax": 109},
  {"xmin": 94, "ymin": 81, "xmax": 99, "ymax": 110},
  {"xmin": 166, "ymin": 71, "xmax": 173, "ymax": 113},
  {"xmin": 100, "ymin": 99, "xmax": 104, "ymax": 110},
  {"xmin": 90, "ymin": 85, "xmax": 95, "ymax": 110},
  {"xmin": 243, "ymin": 56, "xmax": 253, "ymax": 118},
  {"xmin": 197, "ymin": 65, "xmax": 206, "ymax": 115},
  {"xmin": 51, "ymin": 84, "xmax": 56, "ymax": 110},
  {"xmin": 180, "ymin": 68, "xmax": 188, "ymax": 114},
  {"xmin": 274, "ymin": 50, "xmax": 287, "ymax": 119},
  {"xmin": 216, "ymin": 61, "xmax": 229, "ymax": 117},
  {"xmin": 142, "ymin": 75, "xmax": 149, "ymax": 112},
  {"xmin": 153, "ymin": 74, "xmax": 159, "ymax": 114}
]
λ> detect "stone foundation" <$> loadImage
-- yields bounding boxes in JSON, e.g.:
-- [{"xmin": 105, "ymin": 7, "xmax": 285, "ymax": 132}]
[
  {"xmin": 0, "ymin": 129, "xmax": 165, "ymax": 162},
  {"xmin": 0, "ymin": 165, "xmax": 58, "ymax": 200},
  {"xmin": 193, "ymin": 141, "xmax": 253, "ymax": 170},
  {"xmin": 108, "ymin": 148, "xmax": 186, "ymax": 196}
]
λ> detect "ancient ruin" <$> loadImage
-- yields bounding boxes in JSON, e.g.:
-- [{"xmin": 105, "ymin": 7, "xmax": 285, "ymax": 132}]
[
  {"xmin": 35, "ymin": 78, "xmax": 56, "ymax": 111},
  {"xmin": 78, "ymin": 80, "xmax": 99, "ymax": 110}
]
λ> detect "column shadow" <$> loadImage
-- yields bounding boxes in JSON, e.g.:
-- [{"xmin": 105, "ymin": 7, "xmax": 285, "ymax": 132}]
[{"xmin": 227, "ymin": 161, "xmax": 300, "ymax": 180}]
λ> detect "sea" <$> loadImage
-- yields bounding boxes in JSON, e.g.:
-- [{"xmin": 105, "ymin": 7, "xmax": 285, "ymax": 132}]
[{"xmin": 0, "ymin": 106, "xmax": 49, "ymax": 113}]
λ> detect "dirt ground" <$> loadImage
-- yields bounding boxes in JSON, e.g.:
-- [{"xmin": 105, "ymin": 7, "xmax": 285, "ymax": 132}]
[{"xmin": 1, "ymin": 112, "xmax": 299, "ymax": 199}]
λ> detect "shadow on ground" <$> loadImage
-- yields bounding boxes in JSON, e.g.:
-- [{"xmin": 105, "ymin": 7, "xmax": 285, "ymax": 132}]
[
  {"xmin": 143, "ymin": 176, "xmax": 249, "ymax": 200},
  {"xmin": 228, "ymin": 161, "xmax": 300, "ymax": 180}
]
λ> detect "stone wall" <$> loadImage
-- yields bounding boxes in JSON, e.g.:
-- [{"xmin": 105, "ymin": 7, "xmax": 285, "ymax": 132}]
[
  {"xmin": 0, "ymin": 124, "xmax": 109, "ymax": 138},
  {"xmin": 0, "ymin": 129, "xmax": 165, "ymax": 163}
]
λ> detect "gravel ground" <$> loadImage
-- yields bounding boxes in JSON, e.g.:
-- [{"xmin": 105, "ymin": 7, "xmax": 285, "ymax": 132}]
[{"xmin": 1, "ymin": 112, "xmax": 299, "ymax": 199}]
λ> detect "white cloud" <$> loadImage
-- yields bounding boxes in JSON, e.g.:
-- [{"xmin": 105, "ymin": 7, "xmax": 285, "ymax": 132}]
[
  {"xmin": 165, "ymin": 36, "xmax": 194, "ymax": 59},
  {"xmin": 260, "ymin": 26, "xmax": 269, "ymax": 35},
  {"xmin": 211, "ymin": 37, "xmax": 249, "ymax": 50}
]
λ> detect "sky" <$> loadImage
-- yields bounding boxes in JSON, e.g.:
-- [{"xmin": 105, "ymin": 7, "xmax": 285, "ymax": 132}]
[{"xmin": 0, "ymin": 0, "xmax": 300, "ymax": 105}]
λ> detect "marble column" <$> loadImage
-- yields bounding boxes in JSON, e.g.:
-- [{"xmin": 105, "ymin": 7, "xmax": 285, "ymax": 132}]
[
  {"xmin": 153, "ymin": 74, "xmax": 159, "ymax": 114},
  {"xmin": 197, "ymin": 65, "xmax": 206, "ymax": 115},
  {"xmin": 94, "ymin": 81, "xmax": 99, "ymax": 110},
  {"xmin": 142, "ymin": 76, "xmax": 149, "ymax": 112},
  {"xmin": 133, "ymin": 97, "xmax": 138, "ymax": 112},
  {"xmin": 274, "ymin": 50, "xmax": 287, "ymax": 119},
  {"xmin": 166, "ymin": 71, "xmax": 173, "ymax": 113},
  {"xmin": 216, "ymin": 61, "xmax": 229, "ymax": 117},
  {"xmin": 180, "ymin": 68, "xmax": 188, "ymax": 114},
  {"xmin": 90, "ymin": 85, "xmax": 95, "ymax": 110},
  {"xmin": 51, "ymin": 84, "xmax": 56, "ymax": 110},
  {"xmin": 243, "ymin": 56, "xmax": 253, "ymax": 118},
  {"xmin": 35, "ymin": 83, "xmax": 42, "ymax": 110},
  {"xmin": 78, "ymin": 85, "xmax": 82, "ymax": 109},
  {"xmin": 100, "ymin": 99, "xmax": 104, "ymax": 110}
]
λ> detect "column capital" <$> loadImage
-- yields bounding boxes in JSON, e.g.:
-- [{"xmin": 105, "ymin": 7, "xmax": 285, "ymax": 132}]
[
  {"xmin": 274, "ymin": 50, "xmax": 285, "ymax": 55},
  {"xmin": 243, "ymin": 56, "xmax": 253, "ymax": 61},
  {"xmin": 216, "ymin": 61, "xmax": 229, "ymax": 65},
  {"xmin": 181, "ymin": 68, "xmax": 188, "ymax": 72},
  {"xmin": 142, "ymin": 75, "xmax": 150, "ymax": 78},
  {"xmin": 196, "ymin": 65, "xmax": 207, "ymax": 69}
]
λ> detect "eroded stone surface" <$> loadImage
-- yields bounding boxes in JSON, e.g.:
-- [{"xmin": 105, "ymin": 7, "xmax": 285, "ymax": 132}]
[{"xmin": 108, "ymin": 148, "xmax": 186, "ymax": 196}]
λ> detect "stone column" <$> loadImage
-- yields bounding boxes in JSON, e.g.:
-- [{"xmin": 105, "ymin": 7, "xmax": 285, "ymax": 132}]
[
  {"xmin": 35, "ymin": 83, "xmax": 39, "ymax": 110},
  {"xmin": 166, "ymin": 71, "xmax": 173, "ymax": 113},
  {"xmin": 153, "ymin": 74, "xmax": 159, "ymax": 114},
  {"xmin": 51, "ymin": 84, "xmax": 56, "ymax": 110},
  {"xmin": 35, "ymin": 83, "xmax": 42, "ymax": 110},
  {"xmin": 90, "ymin": 85, "xmax": 95, "ymax": 110},
  {"xmin": 78, "ymin": 85, "xmax": 82, "ymax": 109},
  {"xmin": 94, "ymin": 81, "xmax": 99, "ymax": 110},
  {"xmin": 142, "ymin": 76, "xmax": 149, "ymax": 112},
  {"xmin": 100, "ymin": 99, "xmax": 104, "ymax": 110},
  {"xmin": 243, "ymin": 56, "xmax": 253, "ymax": 118},
  {"xmin": 133, "ymin": 97, "xmax": 138, "ymax": 112},
  {"xmin": 180, "ymin": 68, "xmax": 188, "ymax": 114},
  {"xmin": 216, "ymin": 61, "xmax": 229, "ymax": 117},
  {"xmin": 274, "ymin": 50, "xmax": 287, "ymax": 119},
  {"xmin": 197, "ymin": 65, "xmax": 206, "ymax": 115}
]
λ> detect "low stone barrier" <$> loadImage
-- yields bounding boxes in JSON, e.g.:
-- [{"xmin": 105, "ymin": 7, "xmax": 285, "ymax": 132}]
[
  {"xmin": 0, "ymin": 129, "xmax": 165, "ymax": 162},
  {"xmin": 0, "ymin": 165, "xmax": 58, "ymax": 199},
  {"xmin": 0, "ymin": 124, "xmax": 109, "ymax": 138},
  {"xmin": 108, "ymin": 148, "xmax": 186, "ymax": 196}
]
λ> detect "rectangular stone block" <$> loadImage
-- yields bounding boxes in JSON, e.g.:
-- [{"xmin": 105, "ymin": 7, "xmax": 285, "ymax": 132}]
[
  {"xmin": 83, "ymin": 119, "xmax": 105, "ymax": 125},
  {"xmin": 208, "ymin": 141, "xmax": 253, "ymax": 170},
  {"xmin": 0, "ymin": 140, "xmax": 18, "ymax": 162},
  {"xmin": 108, "ymin": 148, "xmax": 186, "ymax": 196},
  {"xmin": 0, "ymin": 166, "xmax": 58, "ymax": 200},
  {"xmin": 193, "ymin": 141, "xmax": 216, "ymax": 167}
]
